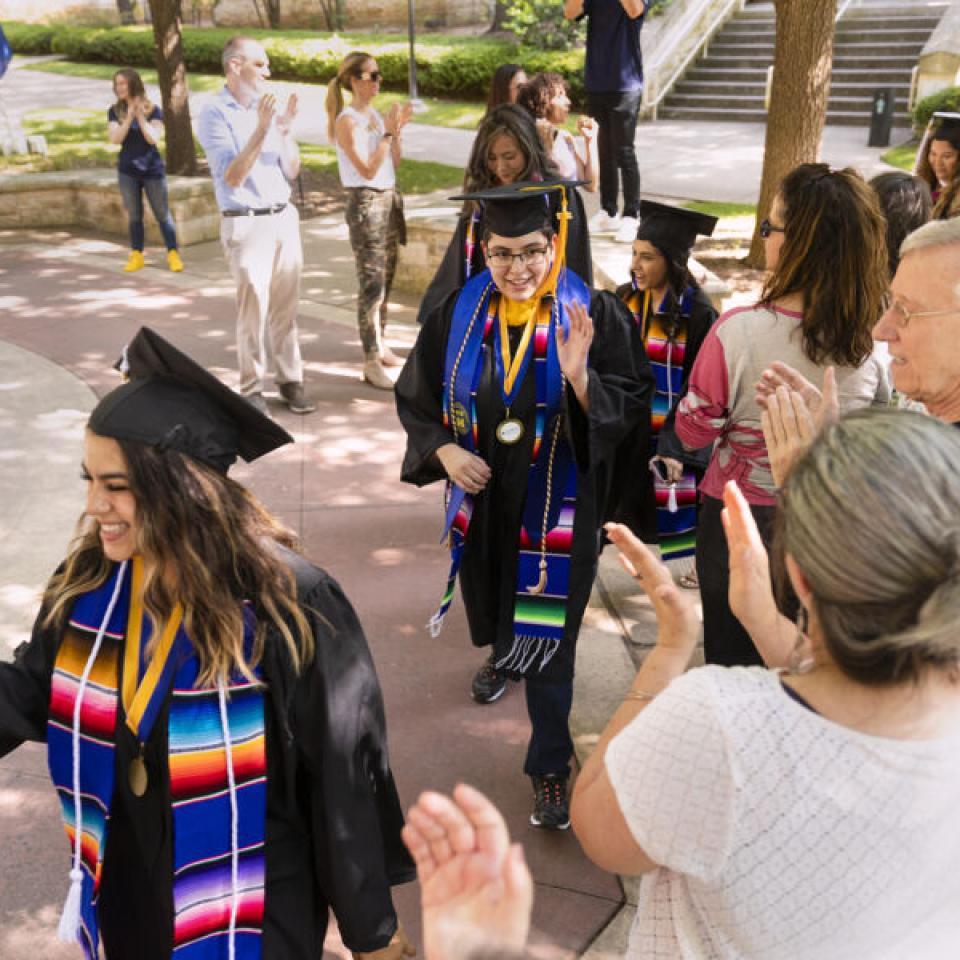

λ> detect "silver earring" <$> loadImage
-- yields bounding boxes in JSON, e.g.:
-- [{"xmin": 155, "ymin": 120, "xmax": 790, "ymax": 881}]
[{"xmin": 789, "ymin": 606, "xmax": 814, "ymax": 675}]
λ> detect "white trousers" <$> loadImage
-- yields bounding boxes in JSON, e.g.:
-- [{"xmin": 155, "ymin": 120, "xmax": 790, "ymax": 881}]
[{"xmin": 220, "ymin": 203, "xmax": 304, "ymax": 395}]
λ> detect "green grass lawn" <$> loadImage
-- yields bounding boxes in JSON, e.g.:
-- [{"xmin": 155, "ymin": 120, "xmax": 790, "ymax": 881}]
[
  {"xmin": 685, "ymin": 200, "xmax": 757, "ymax": 219},
  {"xmin": 881, "ymin": 140, "xmax": 918, "ymax": 172},
  {"xmin": 1, "ymin": 107, "xmax": 462, "ymax": 193}
]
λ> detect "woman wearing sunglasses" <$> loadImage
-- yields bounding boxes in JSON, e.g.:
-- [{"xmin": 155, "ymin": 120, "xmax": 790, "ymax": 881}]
[
  {"xmin": 673, "ymin": 164, "xmax": 891, "ymax": 667},
  {"xmin": 326, "ymin": 52, "xmax": 413, "ymax": 390}
]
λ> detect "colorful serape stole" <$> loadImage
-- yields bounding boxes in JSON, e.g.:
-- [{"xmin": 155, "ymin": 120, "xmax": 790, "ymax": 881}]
[
  {"xmin": 169, "ymin": 604, "xmax": 266, "ymax": 960},
  {"xmin": 625, "ymin": 282, "xmax": 700, "ymax": 560},
  {"xmin": 463, "ymin": 208, "xmax": 482, "ymax": 280},
  {"xmin": 430, "ymin": 267, "xmax": 591, "ymax": 675},
  {"xmin": 47, "ymin": 563, "xmax": 129, "ymax": 960},
  {"xmin": 48, "ymin": 564, "xmax": 267, "ymax": 960}
]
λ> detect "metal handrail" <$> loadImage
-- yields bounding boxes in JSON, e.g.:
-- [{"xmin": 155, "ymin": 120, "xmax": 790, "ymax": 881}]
[
  {"xmin": 644, "ymin": 0, "xmax": 746, "ymax": 115},
  {"xmin": 835, "ymin": 0, "xmax": 862, "ymax": 23}
]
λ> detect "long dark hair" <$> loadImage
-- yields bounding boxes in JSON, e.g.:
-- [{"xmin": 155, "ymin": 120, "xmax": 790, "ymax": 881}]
[
  {"xmin": 486, "ymin": 63, "xmax": 526, "ymax": 113},
  {"xmin": 869, "ymin": 171, "xmax": 932, "ymax": 279},
  {"xmin": 44, "ymin": 435, "xmax": 313, "ymax": 686},
  {"xmin": 761, "ymin": 164, "xmax": 887, "ymax": 367},
  {"xmin": 112, "ymin": 68, "xmax": 152, "ymax": 122},
  {"xmin": 463, "ymin": 104, "xmax": 559, "ymax": 193},
  {"xmin": 916, "ymin": 124, "xmax": 960, "ymax": 194}
]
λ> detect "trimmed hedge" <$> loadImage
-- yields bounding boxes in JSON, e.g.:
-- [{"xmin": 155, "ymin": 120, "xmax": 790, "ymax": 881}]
[
  {"xmin": 914, "ymin": 86, "xmax": 960, "ymax": 130},
  {"xmin": 3, "ymin": 22, "xmax": 587, "ymax": 104}
]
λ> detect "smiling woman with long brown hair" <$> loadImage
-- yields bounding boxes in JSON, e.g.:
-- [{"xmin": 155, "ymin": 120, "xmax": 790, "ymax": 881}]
[{"xmin": 0, "ymin": 328, "xmax": 415, "ymax": 960}]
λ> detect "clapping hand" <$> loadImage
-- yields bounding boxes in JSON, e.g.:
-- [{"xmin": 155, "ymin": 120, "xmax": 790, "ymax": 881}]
[
  {"xmin": 605, "ymin": 522, "xmax": 700, "ymax": 658},
  {"xmin": 756, "ymin": 365, "xmax": 837, "ymax": 488},
  {"xmin": 557, "ymin": 301, "xmax": 593, "ymax": 404},
  {"xmin": 256, "ymin": 93, "xmax": 278, "ymax": 132},
  {"xmin": 576, "ymin": 116, "xmax": 597, "ymax": 142},
  {"xmin": 402, "ymin": 784, "xmax": 532, "ymax": 960},
  {"xmin": 276, "ymin": 93, "xmax": 298, "ymax": 136}
]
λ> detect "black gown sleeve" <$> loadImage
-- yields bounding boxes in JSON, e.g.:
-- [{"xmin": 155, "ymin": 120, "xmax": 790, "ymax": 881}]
[
  {"xmin": 657, "ymin": 288, "xmax": 718, "ymax": 464},
  {"xmin": 395, "ymin": 292, "xmax": 459, "ymax": 487},
  {"xmin": 290, "ymin": 567, "xmax": 415, "ymax": 954},
  {"xmin": 0, "ymin": 600, "xmax": 59, "ymax": 757},
  {"xmin": 564, "ymin": 289, "xmax": 654, "ymax": 474}
]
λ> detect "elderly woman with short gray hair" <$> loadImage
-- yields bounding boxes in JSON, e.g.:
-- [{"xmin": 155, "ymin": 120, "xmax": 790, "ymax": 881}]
[{"xmin": 572, "ymin": 407, "xmax": 960, "ymax": 959}]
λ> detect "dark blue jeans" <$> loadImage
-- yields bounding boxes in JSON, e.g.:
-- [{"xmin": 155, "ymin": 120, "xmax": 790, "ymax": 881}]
[
  {"xmin": 586, "ymin": 89, "xmax": 642, "ymax": 219},
  {"xmin": 523, "ymin": 677, "xmax": 574, "ymax": 777},
  {"xmin": 118, "ymin": 172, "xmax": 178, "ymax": 252}
]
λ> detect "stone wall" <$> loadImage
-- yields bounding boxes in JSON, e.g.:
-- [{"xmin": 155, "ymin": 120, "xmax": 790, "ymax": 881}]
[
  {"xmin": 916, "ymin": 1, "xmax": 960, "ymax": 107},
  {"xmin": 212, "ymin": 0, "xmax": 489, "ymax": 30},
  {"xmin": 0, "ymin": 170, "xmax": 219, "ymax": 246}
]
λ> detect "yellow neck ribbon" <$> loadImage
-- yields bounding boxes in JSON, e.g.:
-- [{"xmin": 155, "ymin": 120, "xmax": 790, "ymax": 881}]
[{"xmin": 122, "ymin": 555, "xmax": 184, "ymax": 739}]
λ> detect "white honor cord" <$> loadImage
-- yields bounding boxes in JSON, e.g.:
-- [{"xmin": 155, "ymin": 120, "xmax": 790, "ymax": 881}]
[
  {"xmin": 58, "ymin": 559, "xmax": 129, "ymax": 943},
  {"xmin": 217, "ymin": 680, "xmax": 239, "ymax": 960}
]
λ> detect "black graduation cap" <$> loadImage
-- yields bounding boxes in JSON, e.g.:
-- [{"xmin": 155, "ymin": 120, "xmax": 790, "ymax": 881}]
[
  {"xmin": 450, "ymin": 179, "xmax": 586, "ymax": 238},
  {"xmin": 931, "ymin": 112, "xmax": 960, "ymax": 137},
  {"xmin": 88, "ymin": 327, "xmax": 293, "ymax": 474},
  {"xmin": 634, "ymin": 200, "xmax": 718, "ymax": 264}
]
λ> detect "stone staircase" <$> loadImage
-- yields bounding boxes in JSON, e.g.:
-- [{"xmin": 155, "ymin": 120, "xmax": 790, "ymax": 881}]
[{"xmin": 659, "ymin": 1, "xmax": 948, "ymax": 126}]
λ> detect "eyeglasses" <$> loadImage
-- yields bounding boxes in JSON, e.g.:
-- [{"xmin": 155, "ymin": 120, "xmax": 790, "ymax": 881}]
[
  {"xmin": 487, "ymin": 247, "xmax": 549, "ymax": 269},
  {"xmin": 883, "ymin": 296, "xmax": 960, "ymax": 329},
  {"xmin": 759, "ymin": 218, "xmax": 785, "ymax": 239},
  {"xmin": 358, "ymin": 71, "xmax": 382, "ymax": 82}
]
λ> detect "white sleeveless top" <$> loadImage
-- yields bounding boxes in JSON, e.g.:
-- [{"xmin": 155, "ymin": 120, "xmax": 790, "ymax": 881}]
[{"xmin": 335, "ymin": 105, "xmax": 396, "ymax": 190}]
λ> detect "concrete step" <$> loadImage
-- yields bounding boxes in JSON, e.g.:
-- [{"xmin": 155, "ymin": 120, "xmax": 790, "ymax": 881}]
[
  {"xmin": 721, "ymin": 27, "xmax": 932, "ymax": 43},
  {"xmin": 701, "ymin": 54, "xmax": 918, "ymax": 69},
  {"xmin": 659, "ymin": 104, "xmax": 908, "ymax": 127},
  {"xmin": 664, "ymin": 91, "xmax": 910, "ymax": 117},
  {"xmin": 684, "ymin": 66, "xmax": 910, "ymax": 85},
  {"xmin": 672, "ymin": 79, "xmax": 911, "ymax": 99},
  {"xmin": 707, "ymin": 39, "xmax": 924, "ymax": 57}
]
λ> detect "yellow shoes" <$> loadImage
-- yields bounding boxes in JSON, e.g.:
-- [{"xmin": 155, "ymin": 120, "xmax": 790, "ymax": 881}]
[
  {"xmin": 167, "ymin": 249, "xmax": 184, "ymax": 273},
  {"xmin": 123, "ymin": 250, "xmax": 145, "ymax": 273}
]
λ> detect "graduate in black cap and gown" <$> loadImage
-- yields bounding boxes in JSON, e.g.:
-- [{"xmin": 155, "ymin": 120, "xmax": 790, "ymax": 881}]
[
  {"xmin": 0, "ymin": 328, "xmax": 415, "ymax": 960},
  {"xmin": 915, "ymin": 111, "xmax": 960, "ymax": 220},
  {"xmin": 607, "ymin": 201, "xmax": 718, "ymax": 574},
  {"xmin": 396, "ymin": 181, "xmax": 652, "ymax": 829}
]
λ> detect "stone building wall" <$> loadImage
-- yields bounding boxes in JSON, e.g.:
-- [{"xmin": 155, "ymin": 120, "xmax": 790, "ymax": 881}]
[
  {"xmin": 213, "ymin": 0, "xmax": 490, "ymax": 30},
  {"xmin": 0, "ymin": 0, "xmax": 490, "ymax": 29}
]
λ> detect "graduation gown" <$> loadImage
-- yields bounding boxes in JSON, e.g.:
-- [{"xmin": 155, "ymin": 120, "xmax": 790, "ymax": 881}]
[
  {"xmin": 0, "ymin": 547, "xmax": 414, "ymax": 958},
  {"xmin": 606, "ymin": 283, "xmax": 718, "ymax": 541},
  {"xmin": 416, "ymin": 187, "xmax": 594, "ymax": 326},
  {"xmin": 396, "ymin": 283, "xmax": 653, "ymax": 683}
]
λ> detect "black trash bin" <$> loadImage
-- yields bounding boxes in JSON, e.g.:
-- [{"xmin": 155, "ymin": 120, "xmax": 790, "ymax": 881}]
[{"xmin": 868, "ymin": 88, "xmax": 896, "ymax": 148}]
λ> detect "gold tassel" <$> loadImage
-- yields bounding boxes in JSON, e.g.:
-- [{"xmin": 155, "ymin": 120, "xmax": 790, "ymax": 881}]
[{"xmin": 526, "ymin": 558, "xmax": 548, "ymax": 595}]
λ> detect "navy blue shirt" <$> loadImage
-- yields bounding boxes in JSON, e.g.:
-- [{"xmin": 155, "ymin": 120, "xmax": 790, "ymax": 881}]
[
  {"xmin": 581, "ymin": 0, "xmax": 645, "ymax": 94},
  {"xmin": 109, "ymin": 104, "xmax": 166, "ymax": 179}
]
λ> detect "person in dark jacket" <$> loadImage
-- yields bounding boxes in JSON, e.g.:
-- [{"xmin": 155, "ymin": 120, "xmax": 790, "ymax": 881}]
[{"xmin": 0, "ymin": 328, "xmax": 414, "ymax": 960}]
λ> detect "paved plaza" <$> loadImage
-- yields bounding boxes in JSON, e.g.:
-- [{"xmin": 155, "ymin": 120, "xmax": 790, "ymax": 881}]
[{"xmin": 0, "ymin": 55, "xmax": 909, "ymax": 959}]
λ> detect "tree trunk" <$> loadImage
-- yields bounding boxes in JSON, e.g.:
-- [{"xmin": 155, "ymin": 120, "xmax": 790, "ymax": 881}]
[
  {"xmin": 147, "ymin": 0, "xmax": 196, "ymax": 176},
  {"xmin": 489, "ymin": 0, "xmax": 510, "ymax": 32},
  {"xmin": 265, "ymin": 0, "xmax": 281, "ymax": 28},
  {"xmin": 116, "ymin": 0, "xmax": 137, "ymax": 24},
  {"xmin": 746, "ymin": 0, "xmax": 836, "ymax": 267}
]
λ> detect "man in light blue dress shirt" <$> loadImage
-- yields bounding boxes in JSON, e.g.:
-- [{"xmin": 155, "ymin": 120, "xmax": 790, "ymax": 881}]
[{"xmin": 197, "ymin": 36, "xmax": 315, "ymax": 414}]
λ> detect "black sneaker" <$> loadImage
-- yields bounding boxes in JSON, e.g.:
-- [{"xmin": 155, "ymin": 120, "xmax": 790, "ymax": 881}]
[
  {"xmin": 471, "ymin": 655, "xmax": 508, "ymax": 704},
  {"xmin": 530, "ymin": 773, "xmax": 570, "ymax": 830}
]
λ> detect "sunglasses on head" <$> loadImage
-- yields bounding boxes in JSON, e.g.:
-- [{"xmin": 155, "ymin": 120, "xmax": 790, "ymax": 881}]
[
  {"xmin": 759, "ymin": 218, "xmax": 785, "ymax": 239},
  {"xmin": 359, "ymin": 70, "xmax": 382, "ymax": 82}
]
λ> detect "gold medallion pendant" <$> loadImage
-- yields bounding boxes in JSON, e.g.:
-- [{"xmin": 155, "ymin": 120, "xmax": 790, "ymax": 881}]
[
  {"xmin": 496, "ymin": 418, "xmax": 525, "ymax": 445},
  {"xmin": 128, "ymin": 753, "xmax": 148, "ymax": 797}
]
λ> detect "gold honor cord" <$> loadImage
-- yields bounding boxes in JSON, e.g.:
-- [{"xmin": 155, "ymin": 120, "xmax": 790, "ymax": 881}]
[{"xmin": 123, "ymin": 556, "xmax": 184, "ymax": 796}]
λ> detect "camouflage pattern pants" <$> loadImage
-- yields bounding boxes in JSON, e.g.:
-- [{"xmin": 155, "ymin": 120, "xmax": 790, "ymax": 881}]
[{"xmin": 345, "ymin": 187, "xmax": 405, "ymax": 358}]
